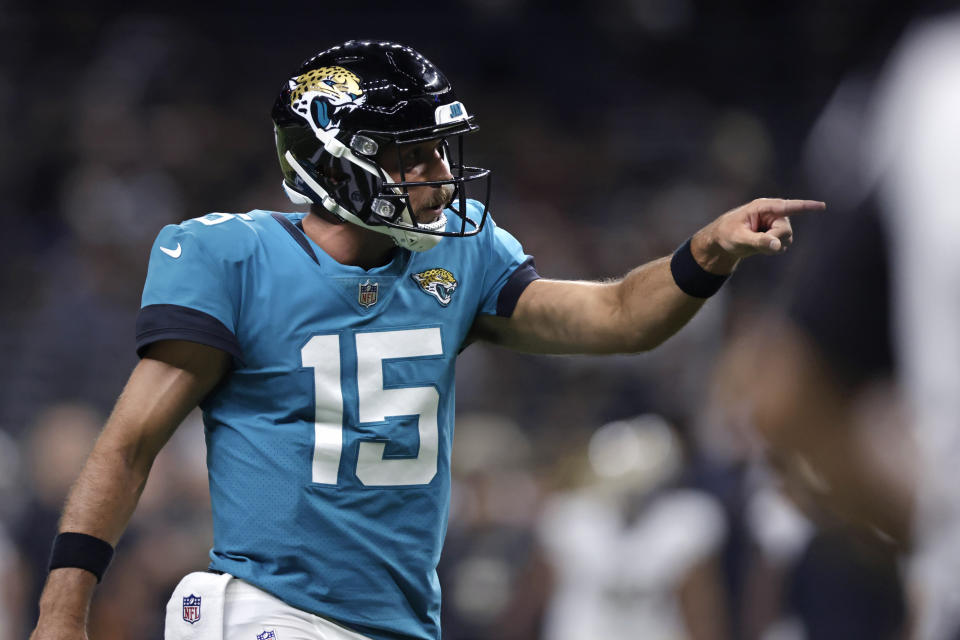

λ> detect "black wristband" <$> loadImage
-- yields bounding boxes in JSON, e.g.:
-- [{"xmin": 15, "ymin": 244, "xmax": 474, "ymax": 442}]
[
  {"xmin": 670, "ymin": 237, "xmax": 729, "ymax": 298},
  {"xmin": 48, "ymin": 532, "xmax": 114, "ymax": 583}
]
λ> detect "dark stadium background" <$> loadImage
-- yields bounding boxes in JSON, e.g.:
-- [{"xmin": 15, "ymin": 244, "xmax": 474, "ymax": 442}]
[{"xmin": 0, "ymin": 1, "xmax": 944, "ymax": 637}]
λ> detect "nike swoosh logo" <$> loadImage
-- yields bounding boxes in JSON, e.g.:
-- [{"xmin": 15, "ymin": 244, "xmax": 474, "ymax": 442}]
[{"xmin": 160, "ymin": 243, "xmax": 182, "ymax": 259}]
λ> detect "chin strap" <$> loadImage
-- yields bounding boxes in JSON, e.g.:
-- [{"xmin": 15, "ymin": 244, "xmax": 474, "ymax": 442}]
[{"xmin": 283, "ymin": 150, "xmax": 442, "ymax": 252}]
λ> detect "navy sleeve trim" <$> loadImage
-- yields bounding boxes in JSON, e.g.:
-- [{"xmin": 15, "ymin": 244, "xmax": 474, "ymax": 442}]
[
  {"xmin": 136, "ymin": 304, "xmax": 243, "ymax": 362},
  {"xmin": 495, "ymin": 257, "xmax": 540, "ymax": 317},
  {"xmin": 272, "ymin": 213, "xmax": 319, "ymax": 265}
]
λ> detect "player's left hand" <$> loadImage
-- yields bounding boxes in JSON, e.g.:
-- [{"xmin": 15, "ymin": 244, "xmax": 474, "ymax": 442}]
[{"xmin": 692, "ymin": 198, "xmax": 826, "ymax": 273}]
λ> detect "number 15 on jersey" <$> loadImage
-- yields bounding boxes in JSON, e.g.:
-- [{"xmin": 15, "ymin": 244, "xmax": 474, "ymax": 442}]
[{"xmin": 301, "ymin": 328, "xmax": 443, "ymax": 488}]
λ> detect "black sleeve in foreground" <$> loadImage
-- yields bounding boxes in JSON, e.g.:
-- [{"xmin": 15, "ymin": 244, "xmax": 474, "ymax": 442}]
[
  {"xmin": 136, "ymin": 303, "xmax": 244, "ymax": 363},
  {"xmin": 495, "ymin": 257, "xmax": 540, "ymax": 317}
]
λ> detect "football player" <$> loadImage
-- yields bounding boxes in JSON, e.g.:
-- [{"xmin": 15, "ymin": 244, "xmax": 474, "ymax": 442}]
[{"xmin": 29, "ymin": 40, "xmax": 823, "ymax": 640}]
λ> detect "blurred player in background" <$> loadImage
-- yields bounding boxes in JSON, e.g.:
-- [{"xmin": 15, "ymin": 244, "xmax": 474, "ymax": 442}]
[
  {"xmin": 29, "ymin": 40, "xmax": 822, "ymax": 640},
  {"xmin": 867, "ymin": 14, "xmax": 960, "ymax": 637},
  {"xmin": 538, "ymin": 414, "xmax": 730, "ymax": 640},
  {"xmin": 718, "ymin": 9, "xmax": 960, "ymax": 639}
]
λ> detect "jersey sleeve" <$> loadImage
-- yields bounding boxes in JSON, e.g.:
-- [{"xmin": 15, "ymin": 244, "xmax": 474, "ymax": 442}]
[
  {"xmin": 135, "ymin": 223, "xmax": 243, "ymax": 361},
  {"xmin": 477, "ymin": 217, "xmax": 540, "ymax": 317}
]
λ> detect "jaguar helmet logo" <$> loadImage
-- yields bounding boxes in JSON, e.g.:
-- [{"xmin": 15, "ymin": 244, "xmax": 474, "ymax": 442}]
[
  {"xmin": 412, "ymin": 268, "xmax": 458, "ymax": 306},
  {"xmin": 289, "ymin": 66, "xmax": 365, "ymax": 134}
]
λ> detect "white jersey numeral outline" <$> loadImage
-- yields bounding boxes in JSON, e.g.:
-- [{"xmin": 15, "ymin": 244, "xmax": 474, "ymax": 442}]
[
  {"xmin": 300, "ymin": 327, "xmax": 443, "ymax": 487},
  {"xmin": 194, "ymin": 212, "xmax": 254, "ymax": 226}
]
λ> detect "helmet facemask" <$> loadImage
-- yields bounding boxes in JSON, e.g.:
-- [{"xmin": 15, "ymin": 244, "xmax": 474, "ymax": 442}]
[
  {"xmin": 282, "ymin": 118, "xmax": 490, "ymax": 252},
  {"xmin": 367, "ymin": 130, "xmax": 491, "ymax": 237}
]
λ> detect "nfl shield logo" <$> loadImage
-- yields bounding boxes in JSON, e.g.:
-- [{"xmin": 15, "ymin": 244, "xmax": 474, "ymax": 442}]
[
  {"xmin": 257, "ymin": 631, "xmax": 278, "ymax": 640},
  {"xmin": 182, "ymin": 594, "xmax": 201, "ymax": 624},
  {"xmin": 358, "ymin": 280, "xmax": 378, "ymax": 308}
]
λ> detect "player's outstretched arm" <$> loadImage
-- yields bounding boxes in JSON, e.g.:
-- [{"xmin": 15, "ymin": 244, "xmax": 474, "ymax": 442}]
[
  {"xmin": 473, "ymin": 198, "xmax": 825, "ymax": 354},
  {"xmin": 29, "ymin": 340, "xmax": 229, "ymax": 640}
]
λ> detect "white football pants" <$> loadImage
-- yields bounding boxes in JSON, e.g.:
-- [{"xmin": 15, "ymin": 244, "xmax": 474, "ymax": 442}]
[{"xmin": 164, "ymin": 571, "xmax": 374, "ymax": 640}]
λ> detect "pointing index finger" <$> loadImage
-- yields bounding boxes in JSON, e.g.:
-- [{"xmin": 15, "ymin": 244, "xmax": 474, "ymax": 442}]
[{"xmin": 771, "ymin": 199, "xmax": 826, "ymax": 217}]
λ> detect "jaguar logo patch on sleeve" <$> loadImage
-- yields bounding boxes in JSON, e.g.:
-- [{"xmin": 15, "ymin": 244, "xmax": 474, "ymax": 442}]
[{"xmin": 412, "ymin": 268, "xmax": 458, "ymax": 306}]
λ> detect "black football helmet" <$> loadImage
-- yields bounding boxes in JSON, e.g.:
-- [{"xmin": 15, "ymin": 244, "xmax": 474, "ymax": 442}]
[{"xmin": 272, "ymin": 40, "xmax": 491, "ymax": 252}]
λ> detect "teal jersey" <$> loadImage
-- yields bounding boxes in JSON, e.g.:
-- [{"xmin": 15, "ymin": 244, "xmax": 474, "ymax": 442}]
[{"xmin": 136, "ymin": 203, "xmax": 537, "ymax": 640}]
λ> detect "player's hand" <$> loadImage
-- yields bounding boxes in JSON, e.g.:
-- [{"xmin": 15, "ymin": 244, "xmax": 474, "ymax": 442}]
[
  {"xmin": 691, "ymin": 198, "xmax": 826, "ymax": 273},
  {"xmin": 30, "ymin": 568, "xmax": 96, "ymax": 640},
  {"xmin": 28, "ymin": 620, "xmax": 89, "ymax": 640}
]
